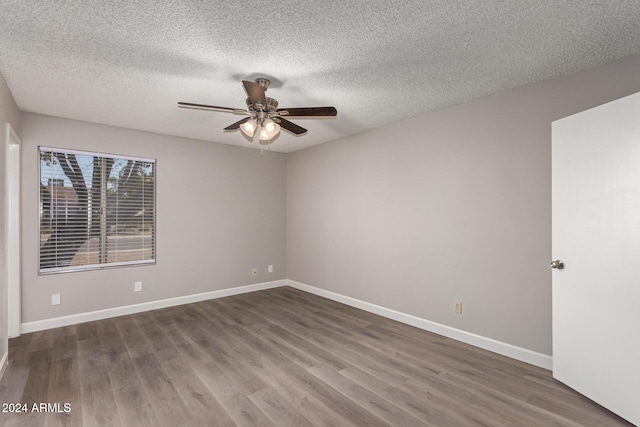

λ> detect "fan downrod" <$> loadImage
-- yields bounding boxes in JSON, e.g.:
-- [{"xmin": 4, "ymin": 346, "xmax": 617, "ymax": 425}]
[{"xmin": 255, "ymin": 78, "xmax": 270, "ymax": 91}]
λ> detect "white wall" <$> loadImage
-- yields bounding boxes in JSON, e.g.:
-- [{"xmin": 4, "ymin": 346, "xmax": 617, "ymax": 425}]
[
  {"xmin": 286, "ymin": 54, "xmax": 640, "ymax": 357},
  {"xmin": 20, "ymin": 114, "xmax": 286, "ymax": 324},
  {"xmin": 0, "ymin": 71, "xmax": 22, "ymax": 371}
]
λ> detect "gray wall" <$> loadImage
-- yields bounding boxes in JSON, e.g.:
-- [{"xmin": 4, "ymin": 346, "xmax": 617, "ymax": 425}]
[
  {"xmin": 21, "ymin": 113, "xmax": 286, "ymax": 323},
  {"xmin": 286, "ymin": 54, "xmax": 640, "ymax": 356},
  {"xmin": 0, "ymin": 72, "xmax": 22, "ymax": 363},
  {"xmin": 10, "ymin": 53, "xmax": 640, "ymax": 358}
]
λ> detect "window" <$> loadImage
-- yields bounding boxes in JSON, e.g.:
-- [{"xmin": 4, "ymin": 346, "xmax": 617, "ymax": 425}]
[{"xmin": 39, "ymin": 147, "xmax": 155, "ymax": 273}]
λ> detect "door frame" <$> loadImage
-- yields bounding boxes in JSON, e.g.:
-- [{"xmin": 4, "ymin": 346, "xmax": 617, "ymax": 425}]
[{"xmin": 5, "ymin": 123, "xmax": 21, "ymax": 338}]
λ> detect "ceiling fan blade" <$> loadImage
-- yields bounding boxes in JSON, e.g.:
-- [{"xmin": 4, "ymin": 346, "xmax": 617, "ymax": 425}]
[
  {"xmin": 242, "ymin": 80, "xmax": 267, "ymax": 107},
  {"xmin": 178, "ymin": 102, "xmax": 247, "ymax": 114},
  {"xmin": 276, "ymin": 106, "xmax": 337, "ymax": 117},
  {"xmin": 278, "ymin": 118, "xmax": 308, "ymax": 135},
  {"xmin": 224, "ymin": 117, "xmax": 251, "ymax": 131}
]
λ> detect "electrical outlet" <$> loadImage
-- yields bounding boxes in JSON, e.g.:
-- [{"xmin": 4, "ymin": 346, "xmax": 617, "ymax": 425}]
[
  {"xmin": 252, "ymin": 268, "xmax": 258, "ymax": 277},
  {"xmin": 454, "ymin": 301, "xmax": 463, "ymax": 315},
  {"xmin": 52, "ymin": 293, "xmax": 61, "ymax": 305},
  {"xmin": 268, "ymin": 265, "xmax": 273, "ymax": 273},
  {"xmin": 134, "ymin": 281, "xmax": 143, "ymax": 292}
]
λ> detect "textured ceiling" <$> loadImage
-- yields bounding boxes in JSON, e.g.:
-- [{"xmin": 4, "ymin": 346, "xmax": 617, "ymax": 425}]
[{"xmin": 1, "ymin": 1, "xmax": 640, "ymax": 153}]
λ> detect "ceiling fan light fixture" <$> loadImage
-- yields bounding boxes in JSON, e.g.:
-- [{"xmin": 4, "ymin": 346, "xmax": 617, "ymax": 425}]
[
  {"xmin": 262, "ymin": 119, "xmax": 280, "ymax": 138},
  {"xmin": 240, "ymin": 118, "xmax": 257, "ymax": 137},
  {"xmin": 259, "ymin": 127, "xmax": 271, "ymax": 141},
  {"xmin": 179, "ymin": 77, "xmax": 337, "ymax": 146}
]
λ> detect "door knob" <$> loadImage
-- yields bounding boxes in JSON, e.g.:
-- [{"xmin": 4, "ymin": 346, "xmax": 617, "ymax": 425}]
[{"xmin": 550, "ymin": 260, "xmax": 564, "ymax": 270}]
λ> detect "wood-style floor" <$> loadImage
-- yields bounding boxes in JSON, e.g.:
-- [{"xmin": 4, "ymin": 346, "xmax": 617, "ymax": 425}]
[{"xmin": 0, "ymin": 287, "xmax": 632, "ymax": 427}]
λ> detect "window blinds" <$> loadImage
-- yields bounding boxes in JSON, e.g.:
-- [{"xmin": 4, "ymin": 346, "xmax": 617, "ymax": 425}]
[{"xmin": 39, "ymin": 147, "xmax": 156, "ymax": 273}]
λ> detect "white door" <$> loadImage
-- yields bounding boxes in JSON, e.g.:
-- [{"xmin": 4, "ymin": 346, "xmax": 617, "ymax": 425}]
[
  {"xmin": 552, "ymin": 91, "xmax": 640, "ymax": 425},
  {"xmin": 5, "ymin": 124, "xmax": 21, "ymax": 338}
]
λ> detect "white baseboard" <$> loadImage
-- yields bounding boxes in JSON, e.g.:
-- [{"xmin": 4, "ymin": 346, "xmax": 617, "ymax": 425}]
[
  {"xmin": 287, "ymin": 280, "xmax": 553, "ymax": 370},
  {"xmin": 0, "ymin": 351, "xmax": 8, "ymax": 381},
  {"xmin": 21, "ymin": 280, "xmax": 287, "ymax": 334}
]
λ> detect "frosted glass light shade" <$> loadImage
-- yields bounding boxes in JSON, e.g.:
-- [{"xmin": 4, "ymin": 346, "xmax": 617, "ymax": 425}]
[
  {"xmin": 240, "ymin": 119, "xmax": 257, "ymax": 137},
  {"xmin": 262, "ymin": 119, "xmax": 280, "ymax": 139}
]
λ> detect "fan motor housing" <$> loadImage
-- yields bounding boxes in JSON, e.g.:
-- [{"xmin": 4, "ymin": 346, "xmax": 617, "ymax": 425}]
[{"xmin": 246, "ymin": 97, "xmax": 278, "ymax": 112}]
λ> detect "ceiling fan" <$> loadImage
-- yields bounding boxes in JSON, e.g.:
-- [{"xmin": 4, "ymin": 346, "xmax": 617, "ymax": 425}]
[{"xmin": 178, "ymin": 78, "xmax": 337, "ymax": 145}]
